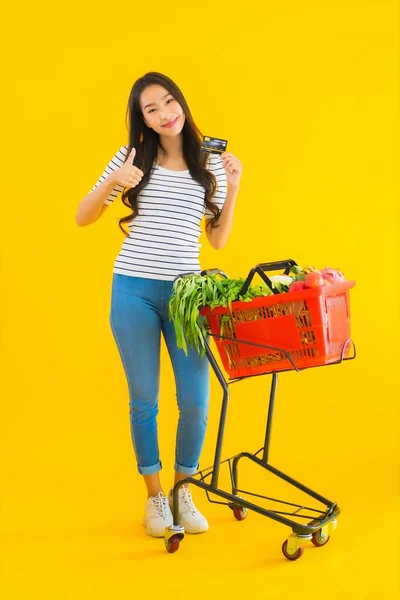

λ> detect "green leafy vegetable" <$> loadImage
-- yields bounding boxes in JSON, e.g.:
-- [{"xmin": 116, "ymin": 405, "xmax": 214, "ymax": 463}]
[{"xmin": 169, "ymin": 274, "xmax": 275, "ymax": 356}]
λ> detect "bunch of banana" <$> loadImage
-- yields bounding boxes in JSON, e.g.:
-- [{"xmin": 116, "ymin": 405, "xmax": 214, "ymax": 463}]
[{"xmin": 301, "ymin": 265, "xmax": 318, "ymax": 275}]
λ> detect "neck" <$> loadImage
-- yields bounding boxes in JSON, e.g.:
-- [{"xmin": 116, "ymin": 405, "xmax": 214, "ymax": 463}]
[{"xmin": 158, "ymin": 133, "xmax": 183, "ymax": 158}]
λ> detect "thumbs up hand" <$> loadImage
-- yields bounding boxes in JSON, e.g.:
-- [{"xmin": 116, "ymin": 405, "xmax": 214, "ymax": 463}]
[{"xmin": 111, "ymin": 148, "xmax": 144, "ymax": 190}]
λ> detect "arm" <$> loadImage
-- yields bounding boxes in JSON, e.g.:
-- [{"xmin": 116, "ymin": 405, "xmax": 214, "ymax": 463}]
[
  {"xmin": 75, "ymin": 177, "xmax": 116, "ymax": 226},
  {"xmin": 75, "ymin": 145, "xmax": 128, "ymax": 227},
  {"xmin": 205, "ymin": 150, "xmax": 243, "ymax": 250},
  {"xmin": 205, "ymin": 183, "xmax": 239, "ymax": 250}
]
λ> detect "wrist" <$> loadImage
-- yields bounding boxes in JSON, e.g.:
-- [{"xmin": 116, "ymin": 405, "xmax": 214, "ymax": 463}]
[
  {"xmin": 228, "ymin": 182, "xmax": 240, "ymax": 193},
  {"xmin": 107, "ymin": 172, "xmax": 117, "ymax": 189}
]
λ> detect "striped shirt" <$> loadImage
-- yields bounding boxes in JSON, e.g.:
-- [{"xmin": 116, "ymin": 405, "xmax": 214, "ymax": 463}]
[{"xmin": 89, "ymin": 145, "xmax": 227, "ymax": 281}]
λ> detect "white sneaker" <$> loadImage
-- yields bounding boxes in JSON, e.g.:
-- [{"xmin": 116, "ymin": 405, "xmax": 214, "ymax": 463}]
[
  {"xmin": 142, "ymin": 491, "xmax": 173, "ymax": 537},
  {"xmin": 168, "ymin": 486, "xmax": 209, "ymax": 534}
]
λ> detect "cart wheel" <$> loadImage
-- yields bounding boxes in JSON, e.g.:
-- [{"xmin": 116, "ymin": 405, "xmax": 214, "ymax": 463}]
[
  {"xmin": 165, "ymin": 534, "xmax": 181, "ymax": 554},
  {"xmin": 282, "ymin": 540, "xmax": 304, "ymax": 561},
  {"xmin": 311, "ymin": 530, "xmax": 331, "ymax": 547},
  {"xmin": 232, "ymin": 507, "xmax": 248, "ymax": 521}
]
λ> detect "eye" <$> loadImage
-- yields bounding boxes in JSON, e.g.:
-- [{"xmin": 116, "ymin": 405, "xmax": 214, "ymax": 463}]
[{"xmin": 148, "ymin": 98, "xmax": 174, "ymax": 114}]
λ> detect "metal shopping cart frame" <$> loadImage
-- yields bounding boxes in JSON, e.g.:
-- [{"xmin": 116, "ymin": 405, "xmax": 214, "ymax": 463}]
[{"xmin": 165, "ymin": 261, "xmax": 356, "ymax": 560}]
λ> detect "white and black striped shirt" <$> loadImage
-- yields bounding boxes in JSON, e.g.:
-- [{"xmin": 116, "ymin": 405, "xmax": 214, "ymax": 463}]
[{"xmin": 89, "ymin": 145, "xmax": 227, "ymax": 281}]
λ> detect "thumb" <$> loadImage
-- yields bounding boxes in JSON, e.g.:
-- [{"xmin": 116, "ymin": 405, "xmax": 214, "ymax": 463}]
[{"xmin": 129, "ymin": 147, "xmax": 136, "ymax": 164}]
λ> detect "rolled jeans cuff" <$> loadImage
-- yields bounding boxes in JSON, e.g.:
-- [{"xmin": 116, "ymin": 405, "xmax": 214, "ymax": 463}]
[
  {"xmin": 138, "ymin": 461, "xmax": 162, "ymax": 475},
  {"xmin": 174, "ymin": 462, "xmax": 199, "ymax": 476}
]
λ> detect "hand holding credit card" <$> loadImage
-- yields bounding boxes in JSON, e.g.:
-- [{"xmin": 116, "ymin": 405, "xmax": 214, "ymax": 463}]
[
  {"xmin": 202, "ymin": 135, "xmax": 242, "ymax": 184},
  {"xmin": 201, "ymin": 136, "xmax": 228, "ymax": 154}
]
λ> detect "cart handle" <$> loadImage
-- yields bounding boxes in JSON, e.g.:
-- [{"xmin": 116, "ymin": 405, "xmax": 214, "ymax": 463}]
[
  {"xmin": 172, "ymin": 269, "xmax": 229, "ymax": 285},
  {"xmin": 237, "ymin": 259, "xmax": 299, "ymax": 297},
  {"xmin": 200, "ymin": 268, "xmax": 229, "ymax": 279},
  {"xmin": 172, "ymin": 271, "xmax": 197, "ymax": 284}
]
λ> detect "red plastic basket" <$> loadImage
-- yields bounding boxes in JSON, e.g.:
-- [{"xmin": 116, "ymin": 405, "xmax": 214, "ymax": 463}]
[{"xmin": 200, "ymin": 268, "xmax": 355, "ymax": 378}]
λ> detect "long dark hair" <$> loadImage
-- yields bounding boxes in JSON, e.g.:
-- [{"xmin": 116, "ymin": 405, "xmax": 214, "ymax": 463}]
[{"xmin": 118, "ymin": 72, "xmax": 222, "ymax": 236}]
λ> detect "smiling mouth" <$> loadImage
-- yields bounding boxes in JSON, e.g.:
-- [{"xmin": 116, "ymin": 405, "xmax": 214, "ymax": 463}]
[{"xmin": 162, "ymin": 117, "xmax": 179, "ymax": 128}]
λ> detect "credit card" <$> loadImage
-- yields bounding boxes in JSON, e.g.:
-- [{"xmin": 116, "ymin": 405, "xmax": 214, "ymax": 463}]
[{"xmin": 201, "ymin": 136, "xmax": 228, "ymax": 154}]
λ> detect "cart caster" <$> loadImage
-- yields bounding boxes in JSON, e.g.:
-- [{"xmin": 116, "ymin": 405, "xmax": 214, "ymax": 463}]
[
  {"xmin": 232, "ymin": 507, "xmax": 248, "ymax": 521},
  {"xmin": 311, "ymin": 518, "xmax": 337, "ymax": 547},
  {"xmin": 164, "ymin": 525, "xmax": 185, "ymax": 554},
  {"xmin": 229, "ymin": 497, "xmax": 248, "ymax": 521},
  {"xmin": 311, "ymin": 530, "xmax": 330, "ymax": 547},
  {"xmin": 282, "ymin": 540, "xmax": 304, "ymax": 561},
  {"xmin": 165, "ymin": 534, "xmax": 181, "ymax": 553},
  {"xmin": 282, "ymin": 533, "xmax": 312, "ymax": 561}
]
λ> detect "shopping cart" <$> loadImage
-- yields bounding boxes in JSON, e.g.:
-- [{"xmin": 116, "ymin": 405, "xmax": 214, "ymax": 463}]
[{"xmin": 165, "ymin": 259, "xmax": 356, "ymax": 560}]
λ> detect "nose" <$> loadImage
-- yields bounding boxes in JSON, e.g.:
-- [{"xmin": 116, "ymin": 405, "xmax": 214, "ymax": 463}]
[{"xmin": 161, "ymin": 112, "xmax": 173, "ymax": 123}]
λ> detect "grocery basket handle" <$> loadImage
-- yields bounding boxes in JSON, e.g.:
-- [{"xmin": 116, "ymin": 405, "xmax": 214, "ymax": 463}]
[
  {"xmin": 237, "ymin": 259, "xmax": 299, "ymax": 297},
  {"xmin": 200, "ymin": 268, "xmax": 229, "ymax": 279},
  {"xmin": 258, "ymin": 259, "xmax": 298, "ymax": 273}
]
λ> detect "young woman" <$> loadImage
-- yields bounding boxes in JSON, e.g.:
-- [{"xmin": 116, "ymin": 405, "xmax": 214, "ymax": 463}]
[{"xmin": 76, "ymin": 72, "xmax": 242, "ymax": 537}]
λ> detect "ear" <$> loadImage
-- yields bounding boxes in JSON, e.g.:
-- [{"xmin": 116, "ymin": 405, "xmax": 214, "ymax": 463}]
[{"xmin": 142, "ymin": 115, "xmax": 150, "ymax": 128}]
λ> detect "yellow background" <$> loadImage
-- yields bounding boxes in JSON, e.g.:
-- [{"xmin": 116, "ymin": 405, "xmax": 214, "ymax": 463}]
[{"xmin": 1, "ymin": 0, "xmax": 399, "ymax": 598}]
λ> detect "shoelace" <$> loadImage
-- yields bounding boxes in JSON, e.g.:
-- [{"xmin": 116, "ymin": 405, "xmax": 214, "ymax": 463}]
[
  {"xmin": 151, "ymin": 493, "xmax": 169, "ymax": 519},
  {"xmin": 179, "ymin": 488, "xmax": 197, "ymax": 516}
]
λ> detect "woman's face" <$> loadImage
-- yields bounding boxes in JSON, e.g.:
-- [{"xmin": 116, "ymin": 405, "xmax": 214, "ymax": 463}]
[{"xmin": 140, "ymin": 84, "xmax": 185, "ymax": 137}]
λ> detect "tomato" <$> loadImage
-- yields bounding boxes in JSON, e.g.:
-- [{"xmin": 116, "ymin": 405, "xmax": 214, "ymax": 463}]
[
  {"xmin": 289, "ymin": 281, "xmax": 306, "ymax": 292},
  {"xmin": 305, "ymin": 271, "xmax": 324, "ymax": 288}
]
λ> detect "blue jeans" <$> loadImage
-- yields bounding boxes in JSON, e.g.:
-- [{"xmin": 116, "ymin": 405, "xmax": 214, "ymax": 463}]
[{"xmin": 109, "ymin": 273, "xmax": 210, "ymax": 476}]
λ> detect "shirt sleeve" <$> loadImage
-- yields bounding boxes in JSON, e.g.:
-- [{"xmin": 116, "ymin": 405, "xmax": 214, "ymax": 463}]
[
  {"xmin": 88, "ymin": 145, "xmax": 129, "ymax": 205},
  {"xmin": 204, "ymin": 153, "xmax": 227, "ymax": 219}
]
